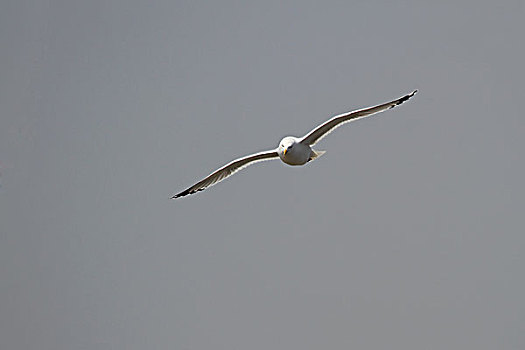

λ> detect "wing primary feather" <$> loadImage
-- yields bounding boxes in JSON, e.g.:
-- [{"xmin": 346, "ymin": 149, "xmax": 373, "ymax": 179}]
[
  {"xmin": 172, "ymin": 150, "xmax": 279, "ymax": 198},
  {"xmin": 300, "ymin": 90, "xmax": 417, "ymax": 146}
]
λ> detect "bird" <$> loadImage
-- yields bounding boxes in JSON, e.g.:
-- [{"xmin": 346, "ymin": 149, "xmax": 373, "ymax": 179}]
[{"xmin": 172, "ymin": 90, "xmax": 417, "ymax": 198}]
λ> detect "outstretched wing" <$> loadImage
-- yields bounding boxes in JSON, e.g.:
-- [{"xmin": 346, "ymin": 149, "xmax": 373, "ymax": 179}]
[
  {"xmin": 172, "ymin": 150, "xmax": 279, "ymax": 198},
  {"xmin": 300, "ymin": 90, "xmax": 417, "ymax": 146}
]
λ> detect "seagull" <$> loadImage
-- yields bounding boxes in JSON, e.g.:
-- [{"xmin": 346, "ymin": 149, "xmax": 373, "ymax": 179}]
[{"xmin": 172, "ymin": 90, "xmax": 417, "ymax": 198}]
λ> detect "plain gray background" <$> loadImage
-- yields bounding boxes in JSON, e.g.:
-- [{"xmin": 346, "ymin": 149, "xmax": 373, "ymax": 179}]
[{"xmin": 1, "ymin": 1, "xmax": 524, "ymax": 349}]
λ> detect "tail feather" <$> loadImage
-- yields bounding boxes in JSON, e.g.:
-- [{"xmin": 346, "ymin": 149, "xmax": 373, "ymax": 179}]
[{"xmin": 309, "ymin": 149, "xmax": 326, "ymax": 162}]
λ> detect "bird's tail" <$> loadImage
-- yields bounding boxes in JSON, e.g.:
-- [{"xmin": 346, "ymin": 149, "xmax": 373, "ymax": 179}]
[{"xmin": 308, "ymin": 149, "xmax": 326, "ymax": 162}]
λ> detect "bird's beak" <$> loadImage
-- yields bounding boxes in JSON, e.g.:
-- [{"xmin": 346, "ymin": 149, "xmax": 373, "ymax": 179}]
[{"xmin": 283, "ymin": 148, "xmax": 287, "ymax": 156}]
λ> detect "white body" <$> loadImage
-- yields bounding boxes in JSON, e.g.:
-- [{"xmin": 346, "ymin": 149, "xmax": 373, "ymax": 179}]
[{"xmin": 277, "ymin": 136, "xmax": 315, "ymax": 165}]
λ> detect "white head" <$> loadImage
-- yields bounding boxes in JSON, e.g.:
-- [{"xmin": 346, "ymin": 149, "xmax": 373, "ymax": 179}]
[{"xmin": 278, "ymin": 136, "xmax": 297, "ymax": 157}]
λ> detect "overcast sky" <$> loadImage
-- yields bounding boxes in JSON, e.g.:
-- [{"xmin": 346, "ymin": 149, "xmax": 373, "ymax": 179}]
[{"xmin": 1, "ymin": 1, "xmax": 524, "ymax": 349}]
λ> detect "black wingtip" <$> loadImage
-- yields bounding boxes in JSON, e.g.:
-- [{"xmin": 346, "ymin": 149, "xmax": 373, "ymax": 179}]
[
  {"xmin": 171, "ymin": 187, "xmax": 204, "ymax": 199},
  {"xmin": 391, "ymin": 90, "xmax": 418, "ymax": 108},
  {"xmin": 171, "ymin": 190, "xmax": 188, "ymax": 199}
]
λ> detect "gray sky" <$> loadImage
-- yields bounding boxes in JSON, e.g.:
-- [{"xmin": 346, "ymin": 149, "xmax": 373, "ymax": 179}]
[{"xmin": 1, "ymin": 1, "xmax": 524, "ymax": 349}]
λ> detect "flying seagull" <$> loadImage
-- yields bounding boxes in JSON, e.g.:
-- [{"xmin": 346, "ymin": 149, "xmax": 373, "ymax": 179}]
[{"xmin": 172, "ymin": 90, "xmax": 417, "ymax": 198}]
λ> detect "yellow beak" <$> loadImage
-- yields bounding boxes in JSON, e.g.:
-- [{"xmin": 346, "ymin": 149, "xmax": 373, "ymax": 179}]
[{"xmin": 283, "ymin": 148, "xmax": 287, "ymax": 156}]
